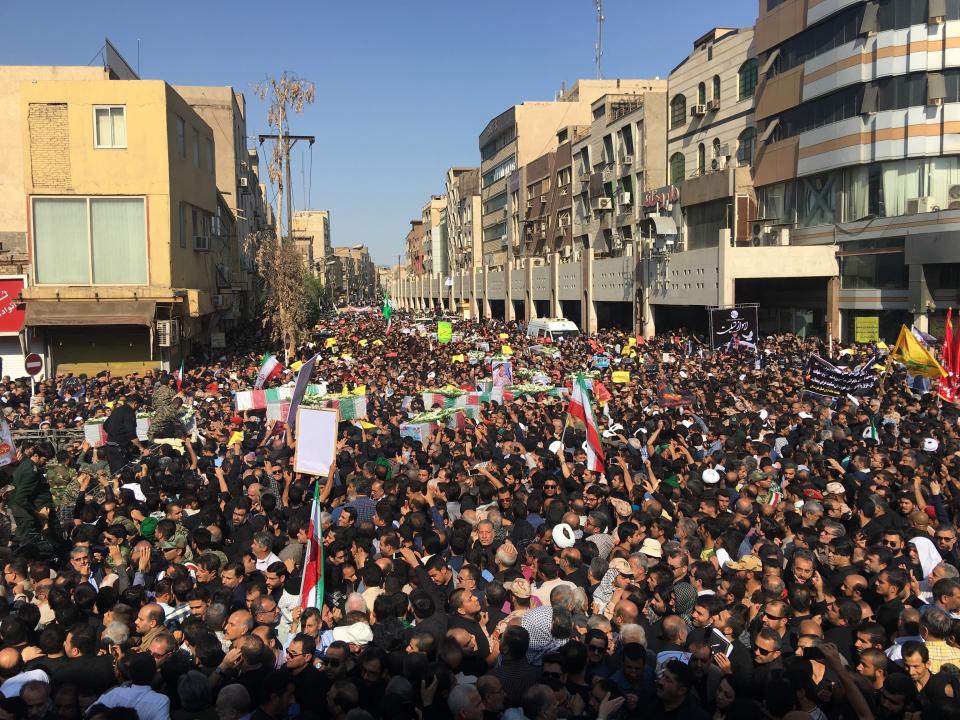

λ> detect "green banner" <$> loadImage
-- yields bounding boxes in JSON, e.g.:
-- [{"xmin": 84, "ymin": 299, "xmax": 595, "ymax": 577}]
[{"xmin": 437, "ymin": 321, "xmax": 453, "ymax": 344}]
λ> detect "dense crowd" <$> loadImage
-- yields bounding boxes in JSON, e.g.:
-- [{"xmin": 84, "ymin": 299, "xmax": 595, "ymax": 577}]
[{"xmin": 0, "ymin": 314, "xmax": 955, "ymax": 720}]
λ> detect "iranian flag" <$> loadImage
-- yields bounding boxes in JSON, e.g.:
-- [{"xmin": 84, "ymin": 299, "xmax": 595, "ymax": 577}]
[
  {"xmin": 300, "ymin": 482, "xmax": 325, "ymax": 609},
  {"xmin": 175, "ymin": 359, "xmax": 185, "ymax": 392},
  {"xmin": 567, "ymin": 373, "xmax": 605, "ymax": 473},
  {"xmin": 254, "ymin": 353, "xmax": 284, "ymax": 389}
]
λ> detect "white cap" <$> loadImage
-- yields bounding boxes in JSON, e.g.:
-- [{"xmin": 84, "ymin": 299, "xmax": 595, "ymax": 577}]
[
  {"xmin": 552, "ymin": 523, "xmax": 576, "ymax": 548},
  {"xmin": 701, "ymin": 468, "xmax": 720, "ymax": 485},
  {"xmin": 923, "ymin": 437, "xmax": 940, "ymax": 452}
]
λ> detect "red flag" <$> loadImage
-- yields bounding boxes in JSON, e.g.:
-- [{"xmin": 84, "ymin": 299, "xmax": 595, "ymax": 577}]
[
  {"xmin": 943, "ymin": 308, "xmax": 959, "ymax": 401},
  {"xmin": 593, "ymin": 381, "xmax": 612, "ymax": 405}
]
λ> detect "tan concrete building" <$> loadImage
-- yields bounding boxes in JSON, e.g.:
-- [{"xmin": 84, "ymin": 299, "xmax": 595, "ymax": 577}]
[
  {"xmin": 292, "ymin": 210, "xmax": 331, "ymax": 279},
  {"xmin": 4, "ymin": 65, "xmax": 221, "ymax": 373},
  {"xmin": 173, "ymin": 85, "xmax": 269, "ymax": 325},
  {"xmin": 328, "ymin": 245, "xmax": 375, "ymax": 306},
  {"xmin": 445, "ymin": 168, "xmax": 482, "ymax": 316}
]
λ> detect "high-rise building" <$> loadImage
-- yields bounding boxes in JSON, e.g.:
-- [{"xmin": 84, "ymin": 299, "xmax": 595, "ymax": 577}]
[
  {"xmin": 292, "ymin": 210, "xmax": 332, "ymax": 280},
  {"xmin": 752, "ymin": 0, "xmax": 960, "ymax": 340}
]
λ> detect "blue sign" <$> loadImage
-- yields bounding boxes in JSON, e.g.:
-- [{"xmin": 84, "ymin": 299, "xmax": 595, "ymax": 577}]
[{"xmin": 593, "ymin": 356, "xmax": 610, "ymax": 369}]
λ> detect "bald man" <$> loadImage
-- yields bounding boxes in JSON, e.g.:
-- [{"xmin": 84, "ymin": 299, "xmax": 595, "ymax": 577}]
[
  {"xmin": 222, "ymin": 610, "xmax": 254, "ymax": 652},
  {"xmin": 134, "ymin": 603, "xmax": 166, "ymax": 651}
]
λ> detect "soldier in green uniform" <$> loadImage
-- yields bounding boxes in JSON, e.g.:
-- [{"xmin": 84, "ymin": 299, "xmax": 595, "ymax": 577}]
[
  {"xmin": 149, "ymin": 395, "xmax": 184, "ymax": 441},
  {"xmin": 9, "ymin": 441, "xmax": 59, "ymax": 546},
  {"xmin": 46, "ymin": 449, "xmax": 78, "ymax": 529},
  {"xmin": 151, "ymin": 374, "xmax": 177, "ymax": 411}
]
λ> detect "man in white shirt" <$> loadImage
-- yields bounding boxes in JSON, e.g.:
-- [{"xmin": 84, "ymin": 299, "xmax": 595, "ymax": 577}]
[
  {"xmin": 94, "ymin": 652, "xmax": 170, "ymax": 720},
  {"xmin": 252, "ymin": 532, "xmax": 281, "ymax": 572}
]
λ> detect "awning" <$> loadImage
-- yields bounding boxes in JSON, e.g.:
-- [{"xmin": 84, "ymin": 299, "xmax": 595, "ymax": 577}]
[
  {"xmin": 651, "ymin": 216, "xmax": 678, "ymax": 236},
  {"xmin": 24, "ymin": 300, "xmax": 156, "ymax": 327}
]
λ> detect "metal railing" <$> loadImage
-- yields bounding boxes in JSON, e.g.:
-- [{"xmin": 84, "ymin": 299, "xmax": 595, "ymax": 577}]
[{"xmin": 11, "ymin": 429, "xmax": 85, "ymax": 450}]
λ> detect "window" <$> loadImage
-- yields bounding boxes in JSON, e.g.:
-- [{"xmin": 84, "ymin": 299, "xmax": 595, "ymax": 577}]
[
  {"xmin": 205, "ymin": 138, "xmax": 214, "ymax": 174},
  {"xmin": 176, "ymin": 116, "xmax": 186, "ymax": 158},
  {"xmin": 698, "ymin": 82, "xmax": 707, "ymax": 106},
  {"xmin": 480, "ymin": 129, "xmax": 516, "ymax": 162},
  {"xmin": 670, "ymin": 152, "xmax": 686, "ymax": 185},
  {"xmin": 737, "ymin": 127, "xmax": 757, "ymax": 166},
  {"xmin": 483, "ymin": 192, "xmax": 508, "ymax": 215},
  {"xmin": 620, "ymin": 126, "xmax": 634, "ymax": 156},
  {"xmin": 670, "ymin": 95, "xmax": 687, "ymax": 129},
  {"xmin": 192, "ymin": 129, "xmax": 200, "ymax": 168},
  {"xmin": 179, "ymin": 203, "xmax": 187, "ymax": 248},
  {"xmin": 603, "ymin": 135, "xmax": 614, "ymax": 163},
  {"xmin": 713, "ymin": 75, "xmax": 721, "ymax": 102},
  {"xmin": 697, "ymin": 144, "xmax": 706, "ymax": 175},
  {"xmin": 94, "ymin": 106, "xmax": 126, "ymax": 148},
  {"xmin": 686, "ymin": 199, "xmax": 728, "ymax": 250},
  {"xmin": 32, "ymin": 197, "xmax": 147, "ymax": 285},
  {"xmin": 482, "ymin": 155, "xmax": 516, "ymax": 188},
  {"xmin": 738, "ymin": 59, "xmax": 759, "ymax": 100},
  {"xmin": 840, "ymin": 250, "xmax": 908, "ymax": 289}
]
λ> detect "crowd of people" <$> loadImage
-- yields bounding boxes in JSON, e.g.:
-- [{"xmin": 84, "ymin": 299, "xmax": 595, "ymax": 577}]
[{"xmin": 0, "ymin": 313, "xmax": 955, "ymax": 720}]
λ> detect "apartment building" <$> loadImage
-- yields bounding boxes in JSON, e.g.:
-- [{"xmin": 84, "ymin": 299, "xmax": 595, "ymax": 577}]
[
  {"xmin": 328, "ymin": 245, "xmax": 375, "ymax": 306},
  {"xmin": 292, "ymin": 210, "xmax": 331, "ymax": 280},
  {"xmin": 4, "ymin": 62, "xmax": 222, "ymax": 374},
  {"xmin": 752, "ymin": 0, "xmax": 960, "ymax": 341},
  {"xmin": 405, "ymin": 220, "xmax": 425, "ymax": 275},
  {"xmin": 174, "ymin": 85, "xmax": 268, "ymax": 325},
  {"xmin": 445, "ymin": 168, "xmax": 482, "ymax": 316},
  {"xmin": 479, "ymin": 81, "xmax": 668, "ymax": 267}
]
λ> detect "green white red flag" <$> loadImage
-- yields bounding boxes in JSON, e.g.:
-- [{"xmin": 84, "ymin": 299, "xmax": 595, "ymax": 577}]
[
  {"xmin": 254, "ymin": 353, "xmax": 284, "ymax": 389},
  {"xmin": 567, "ymin": 373, "xmax": 605, "ymax": 473}
]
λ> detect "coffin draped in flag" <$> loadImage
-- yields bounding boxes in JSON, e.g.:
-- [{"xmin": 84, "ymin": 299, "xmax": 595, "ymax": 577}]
[
  {"xmin": 254, "ymin": 353, "xmax": 284, "ymax": 389},
  {"xmin": 300, "ymin": 483, "xmax": 325, "ymax": 609},
  {"xmin": 566, "ymin": 373, "xmax": 605, "ymax": 473}
]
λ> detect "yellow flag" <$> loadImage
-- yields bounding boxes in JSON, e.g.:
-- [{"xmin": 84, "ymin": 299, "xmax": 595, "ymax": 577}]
[
  {"xmin": 325, "ymin": 337, "xmax": 337, "ymax": 348},
  {"xmin": 498, "ymin": 333, "xmax": 509, "ymax": 339},
  {"xmin": 628, "ymin": 337, "xmax": 637, "ymax": 347},
  {"xmin": 290, "ymin": 360, "xmax": 304, "ymax": 372},
  {"xmin": 372, "ymin": 339, "xmax": 384, "ymax": 346},
  {"xmin": 228, "ymin": 431, "xmax": 244, "ymax": 445},
  {"xmin": 876, "ymin": 341, "xmax": 888, "ymax": 350},
  {"xmin": 501, "ymin": 345, "xmax": 514, "ymax": 355},
  {"xmin": 353, "ymin": 384, "xmax": 366, "ymax": 396},
  {"xmin": 612, "ymin": 371, "xmax": 631, "ymax": 384},
  {"xmin": 451, "ymin": 354, "xmax": 465, "ymax": 363},
  {"xmin": 359, "ymin": 339, "xmax": 368, "ymax": 347},
  {"xmin": 341, "ymin": 353, "xmax": 352, "ymax": 360},
  {"xmin": 358, "ymin": 420, "xmax": 376, "ymax": 429},
  {"xmin": 890, "ymin": 325, "xmax": 946, "ymax": 378}
]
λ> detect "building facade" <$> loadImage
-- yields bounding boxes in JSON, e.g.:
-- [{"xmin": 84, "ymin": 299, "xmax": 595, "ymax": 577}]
[
  {"xmin": 292, "ymin": 210, "xmax": 331, "ymax": 280},
  {"xmin": 328, "ymin": 245, "xmax": 375, "ymax": 307},
  {"xmin": 752, "ymin": 0, "xmax": 960, "ymax": 341},
  {"xmin": 445, "ymin": 168, "xmax": 482, "ymax": 316},
  {"xmin": 11, "ymin": 72, "xmax": 222, "ymax": 374}
]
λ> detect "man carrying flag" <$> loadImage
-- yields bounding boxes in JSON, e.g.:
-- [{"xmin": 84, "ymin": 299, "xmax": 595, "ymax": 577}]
[
  {"xmin": 300, "ymin": 479, "xmax": 325, "ymax": 610},
  {"xmin": 382, "ymin": 292, "xmax": 393, "ymax": 333},
  {"xmin": 566, "ymin": 373, "xmax": 605, "ymax": 474},
  {"xmin": 254, "ymin": 352, "xmax": 284, "ymax": 390}
]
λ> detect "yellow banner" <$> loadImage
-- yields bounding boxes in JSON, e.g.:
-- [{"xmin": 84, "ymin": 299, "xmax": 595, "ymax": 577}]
[
  {"xmin": 854, "ymin": 316, "xmax": 880, "ymax": 343},
  {"xmin": 451, "ymin": 354, "xmax": 465, "ymax": 363},
  {"xmin": 352, "ymin": 385, "xmax": 366, "ymax": 396},
  {"xmin": 612, "ymin": 371, "xmax": 631, "ymax": 384},
  {"xmin": 891, "ymin": 325, "xmax": 946, "ymax": 378},
  {"xmin": 501, "ymin": 345, "xmax": 514, "ymax": 355},
  {"xmin": 324, "ymin": 337, "xmax": 337, "ymax": 348},
  {"xmin": 359, "ymin": 339, "xmax": 368, "ymax": 347}
]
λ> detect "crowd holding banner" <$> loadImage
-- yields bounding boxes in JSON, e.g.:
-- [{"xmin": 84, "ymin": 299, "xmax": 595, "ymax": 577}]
[{"xmin": 1, "ymin": 309, "xmax": 960, "ymax": 719}]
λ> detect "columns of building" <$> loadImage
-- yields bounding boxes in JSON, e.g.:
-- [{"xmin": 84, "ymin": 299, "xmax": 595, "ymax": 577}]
[
  {"xmin": 525, "ymin": 261, "xmax": 535, "ymax": 321},
  {"xmin": 582, "ymin": 247, "xmax": 597, "ymax": 334},
  {"xmin": 550, "ymin": 253, "xmax": 561, "ymax": 318}
]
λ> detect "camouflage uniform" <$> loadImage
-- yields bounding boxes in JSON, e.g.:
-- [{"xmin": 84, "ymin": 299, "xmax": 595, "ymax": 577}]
[
  {"xmin": 46, "ymin": 461, "xmax": 77, "ymax": 527},
  {"xmin": 57, "ymin": 475, "xmax": 108, "ymax": 526},
  {"xmin": 152, "ymin": 384, "xmax": 176, "ymax": 411},
  {"xmin": 149, "ymin": 403, "xmax": 182, "ymax": 440}
]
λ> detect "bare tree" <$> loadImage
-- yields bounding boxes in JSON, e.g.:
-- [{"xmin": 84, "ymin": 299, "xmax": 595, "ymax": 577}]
[{"xmin": 252, "ymin": 72, "xmax": 316, "ymax": 358}]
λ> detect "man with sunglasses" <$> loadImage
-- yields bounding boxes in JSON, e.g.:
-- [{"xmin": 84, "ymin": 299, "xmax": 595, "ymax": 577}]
[
  {"xmin": 284, "ymin": 633, "xmax": 324, "ymax": 715},
  {"xmin": 934, "ymin": 527, "xmax": 959, "ymax": 567}
]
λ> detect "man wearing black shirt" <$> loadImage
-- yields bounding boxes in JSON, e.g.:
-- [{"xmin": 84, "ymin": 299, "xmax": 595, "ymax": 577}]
[
  {"xmin": 103, "ymin": 394, "xmax": 145, "ymax": 472},
  {"xmin": 285, "ymin": 633, "xmax": 324, "ymax": 715}
]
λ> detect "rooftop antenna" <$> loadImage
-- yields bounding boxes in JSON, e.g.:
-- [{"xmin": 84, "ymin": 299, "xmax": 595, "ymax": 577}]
[{"xmin": 595, "ymin": 0, "xmax": 604, "ymax": 79}]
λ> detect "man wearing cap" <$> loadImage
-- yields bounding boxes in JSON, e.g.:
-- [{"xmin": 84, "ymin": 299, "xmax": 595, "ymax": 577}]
[{"xmin": 10, "ymin": 441, "xmax": 58, "ymax": 547}]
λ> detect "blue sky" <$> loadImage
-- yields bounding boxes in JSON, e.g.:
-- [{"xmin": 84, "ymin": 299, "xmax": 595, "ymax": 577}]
[{"xmin": 0, "ymin": 0, "xmax": 758, "ymax": 265}]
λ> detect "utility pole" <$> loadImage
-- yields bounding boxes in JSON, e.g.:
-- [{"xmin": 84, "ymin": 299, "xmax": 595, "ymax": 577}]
[
  {"xmin": 595, "ymin": 0, "xmax": 604, "ymax": 80},
  {"xmin": 258, "ymin": 134, "xmax": 315, "ymax": 242}
]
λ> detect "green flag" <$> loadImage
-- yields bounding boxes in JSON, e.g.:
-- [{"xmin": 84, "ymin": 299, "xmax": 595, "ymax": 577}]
[
  {"xmin": 437, "ymin": 321, "xmax": 453, "ymax": 344},
  {"xmin": 382, "ymin": 293, "xmax": 393, "ymax": 331}
]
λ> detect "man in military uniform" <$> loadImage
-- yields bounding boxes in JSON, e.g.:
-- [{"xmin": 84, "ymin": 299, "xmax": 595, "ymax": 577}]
[
  {"xmin": 152, "ymin": 373, "xmax": 177, "ymax": 411},
  {"xmin": 149, "ymin": 395, "xmax": 184, "ymax": 441},
  {"xmin": 10, "ymin": 441, "xmax": 59, "ymax": 546},
  {"xmin": 47, "ymin": 449, "xmax": 78, "ymax": 529}
]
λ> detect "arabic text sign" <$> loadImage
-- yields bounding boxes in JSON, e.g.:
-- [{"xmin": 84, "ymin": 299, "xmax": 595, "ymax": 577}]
[
  {"xmin": 854, "ymin": 316, "xmax": 880, "ymax": 343},
  {"xmin": 710, "ymin": 307, "xmax": 759, "ymax": 351},
  {"xmin": 803, "ymin": 354, "xmax": 879, "ymax": 398}
]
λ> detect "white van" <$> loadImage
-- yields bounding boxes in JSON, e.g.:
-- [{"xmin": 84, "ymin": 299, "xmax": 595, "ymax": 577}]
[{"xmin": 526, "ymin": 318, "xmax": 580, "ymax": 342}]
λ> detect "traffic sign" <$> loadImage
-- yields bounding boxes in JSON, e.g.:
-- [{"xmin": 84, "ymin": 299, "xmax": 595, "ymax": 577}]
[{"xmin": 24, "ymin": 353, "xmax": 43, "ymax": 377}]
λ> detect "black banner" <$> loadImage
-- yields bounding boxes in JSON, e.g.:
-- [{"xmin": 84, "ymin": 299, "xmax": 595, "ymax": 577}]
[
  {"xmin": 803, "ymin": 354, "xmax": 879, "ymax": 398},
  {"xmin": 710, "ymin": 307, "xmax": 759, "ymax": 351}
]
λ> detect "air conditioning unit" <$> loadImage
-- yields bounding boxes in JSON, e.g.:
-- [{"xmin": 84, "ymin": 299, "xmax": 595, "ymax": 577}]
[
  {"xmin": 540, "ymin": 194, "xmax": 548, "ymax": 203},
  {"xmin": 592, "ymin": 197, "xmax": 613, "ymax": 211},
  {"xmin": 194, "ymin": 235, "xmax": 210, "ymax": 251},
  {"xmin": 949, "ymin": 184, "xmax": 960, "ymax": 210},
  {"xmin": 156, "ymin": 319, "xmax": 180, "ymax": 348},
  {"xmin": 906, "ymin": 196, "xmax": 934, "ymax": 214},
  {"xmin": 750, "ymin": 224, "xmax": 772, "ymax": 247},
  {"xmin": 239, "ymin": 177, "xmax": 249, "ymax": 188},
  {"xmin": 240, "ymin": 161, "xmax": 249, "ymax": 171},
  {"xmin": 763, "ymin": 228, "xmax": 790, "ymax": 246},
  {"xmin": 561, "ymin": 245, "xmax": 572, "ymax": 258},
  {"xmin": 707, "ymin": 99, "xmax": 721, "ymax": 112},
  {"xmin": 622, "ymin": 155, "xmax": 634, "ymax": 165},
  {"xmin": 711, "ymin": 157, "xmax": 726, "ymax": 172},
  {"xmin": 579, "ymin": 173, "xmax": 591, "ymax": 182},
  {"xmin": 691, "ymin": 104, "xmax": 707, "ymax": 117},
  {"xmin": 621, "ymin": 192, "xmax": 632, "ymax": 205}
]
